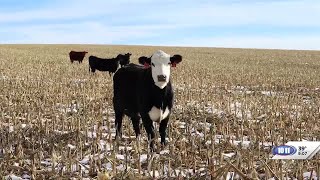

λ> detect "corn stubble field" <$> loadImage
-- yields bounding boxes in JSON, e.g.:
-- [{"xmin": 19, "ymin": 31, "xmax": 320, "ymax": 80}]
[{"xmin": 0, "ymin": 44, "xmax": 319, "ymax": 179}]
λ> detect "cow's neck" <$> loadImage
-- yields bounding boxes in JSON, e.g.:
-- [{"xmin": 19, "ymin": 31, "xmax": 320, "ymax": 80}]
[{"xmin": 151, "ymin": 81, "xmax": 171, "ymax": 110}]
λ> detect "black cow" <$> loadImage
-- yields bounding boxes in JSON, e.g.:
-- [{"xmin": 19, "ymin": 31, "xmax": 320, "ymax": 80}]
[
  {"xmin": 138, "ymin": 56, "xmax": 149, "ymax": 66},
  {"xmin": 69, "ymin": 51, "xmax": 88, "ymax": 63},
  {"xmin": 113, "ymin": 50, "xmax": 182, "ymax": 151},
  {"xmin": 118, "ymin": 53, "xmax": 132, "ymax": 67},
  {"xmin": 89, "ymin": 53, "xmax": 131, "ymax": 76}
]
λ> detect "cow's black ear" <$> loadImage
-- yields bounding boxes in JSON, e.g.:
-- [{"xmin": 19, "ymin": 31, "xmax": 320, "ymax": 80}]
[
  {"xmin": 138, "ymin": 56, "xmax": 151, "ymax": 65},
  {"xmin": 170, "ymin": 54, "xmax": 182, "ymax": 67}
]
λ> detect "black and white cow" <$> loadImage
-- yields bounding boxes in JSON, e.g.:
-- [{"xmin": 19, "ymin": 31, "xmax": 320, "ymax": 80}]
[{"xmin": 113, "ymin": 50, "xmax": 182, "ymax": 150}]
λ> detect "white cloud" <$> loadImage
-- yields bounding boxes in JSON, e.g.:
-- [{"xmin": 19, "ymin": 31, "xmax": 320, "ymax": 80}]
[
  {"xmin": 132, "ymin": 0, "xmax": 320, "ymax": 27},
  {"xmin": 0, "ymin": 0, "xmax": 319, "ymax": 50},
  {"xmin": 1, "ymin": 0, "xmax": 319, "ymax": 27},
  {"xmin": 0, "ymin": 22, "xmax": 176, "ymax": 44},
  {"xmin": 153, "ymin": 35, "xmax": 320, "ymax": 50},
  {"xmin": 0, "ymin": 0, "xmax": 147, "ymax": 23}
]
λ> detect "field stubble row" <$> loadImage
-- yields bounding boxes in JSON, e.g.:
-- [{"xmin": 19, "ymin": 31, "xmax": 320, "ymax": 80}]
[{"xmin": 0, "ymin": 45, "xmax": 319, "ymax": 179}]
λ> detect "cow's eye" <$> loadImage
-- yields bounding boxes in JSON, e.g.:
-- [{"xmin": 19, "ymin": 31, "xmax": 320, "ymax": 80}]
[
  {"xmin": 168, "ymin": 62, "xmax": 171, "ymax": 65},
  {"xmin": 151, "ymin": 63, "xmax": 155, "ymax": 67}
]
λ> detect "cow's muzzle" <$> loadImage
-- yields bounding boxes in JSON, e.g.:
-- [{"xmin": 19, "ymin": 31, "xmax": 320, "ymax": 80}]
[{"xmin": 157, "ymin": 75, "xmax": 166, "ymax": 82}]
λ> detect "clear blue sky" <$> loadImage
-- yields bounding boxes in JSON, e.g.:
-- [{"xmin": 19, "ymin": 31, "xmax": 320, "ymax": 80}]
[{"xmin": 0, "ymin": 0, "xmax": 319, "ymax": 50}]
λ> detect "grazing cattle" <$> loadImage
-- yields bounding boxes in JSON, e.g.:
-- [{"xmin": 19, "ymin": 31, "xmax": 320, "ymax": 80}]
[
  {"xmin": 118, "ymin": 53, "xmax": 132, "ymax": 67},
  {"xmin": 69, "ymin": 51, "xmax": 88, "ymax": 63},
  {"xmin": 113, "ymin": 50, "xmax": 182, "ymax": 151},
  {"xmin": 88, "ymin": 53, "xmax": 131, "ymax": 76}
]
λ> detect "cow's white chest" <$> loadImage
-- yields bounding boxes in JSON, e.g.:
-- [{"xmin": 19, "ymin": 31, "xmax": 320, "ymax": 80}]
[{"xmin": 148, "ymin": 106, "xmax": 170, "ymax": 122}]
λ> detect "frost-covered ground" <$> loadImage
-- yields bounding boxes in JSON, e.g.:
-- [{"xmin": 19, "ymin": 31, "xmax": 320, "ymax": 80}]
[{"xmin": 2, "ymin": 91, "xmax": 319, "ymax": 179}]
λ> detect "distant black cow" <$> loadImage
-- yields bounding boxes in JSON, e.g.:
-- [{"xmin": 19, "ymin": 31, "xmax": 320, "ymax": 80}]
[
  {"xmin": 69, "ymin": 51, "xmax": 88, "ymax": 63},
  {"xmin": 89, "ymin": 53, "xmax": 131, "ymax": 76},
  {"xmin": 138, "ymin": 56, "xmax": 150, "ymax": 67},
  {"xmin": 118, "ymin": 53, "xmax": 132, "ymax": 67},
  {"xmin": 113, "ymin": 50, "xmax": 182, "ymax": 151}
]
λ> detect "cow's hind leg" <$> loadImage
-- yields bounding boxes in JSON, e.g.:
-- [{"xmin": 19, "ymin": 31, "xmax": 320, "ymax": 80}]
[
  {"xmin": 115, "ymin": 109, "xmax": 124, "ymax": 140},
  {"xmin": 113, "ymin": 97, "xmax": 124, "ymax": 140}
]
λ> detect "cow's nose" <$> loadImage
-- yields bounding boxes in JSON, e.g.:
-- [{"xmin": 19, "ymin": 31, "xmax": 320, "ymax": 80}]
[{"xmin": 157, "ymin": 75, "xmax": 166, "ymax": 82}]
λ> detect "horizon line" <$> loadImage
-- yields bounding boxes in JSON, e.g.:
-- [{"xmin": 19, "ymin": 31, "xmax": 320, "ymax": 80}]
[{"xmin": 0, "ymin": 43, "xmax": 319, "ymax": 52}]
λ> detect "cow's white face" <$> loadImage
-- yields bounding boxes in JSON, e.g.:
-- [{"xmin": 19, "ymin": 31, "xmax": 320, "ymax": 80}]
[{"xmin": 151, "ymin": 50, "xmax": 171, "ymax": 89}]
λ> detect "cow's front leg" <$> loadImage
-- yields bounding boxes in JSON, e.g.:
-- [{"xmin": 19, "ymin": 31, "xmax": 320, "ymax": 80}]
[
  {"xmin": 131, "ymin": 114, "xmax": 141, "ymax": 137},
  {"xmin": 141, "ymin": 115, "xmax": 156, "ymax": 151},
  {"xmin": 159, "ymin": 116, "xmax": 169, "ymax": 146}
]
